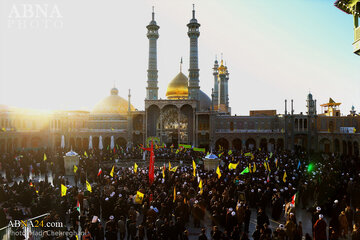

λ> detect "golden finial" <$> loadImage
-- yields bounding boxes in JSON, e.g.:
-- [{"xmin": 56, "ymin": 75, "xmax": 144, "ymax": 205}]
[
  {"xmin": 180, "ymin": 57, "xmax": 183, "ymax": 72},
  {"xmin": 218, "ymin": 53, "xmax": 226, "ymax": 75}
]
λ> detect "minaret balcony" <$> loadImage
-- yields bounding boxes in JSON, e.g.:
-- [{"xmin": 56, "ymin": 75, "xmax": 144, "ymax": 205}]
[{"xmin": 354, "ymin": 26, "xmax": 360, "ymax": 55}]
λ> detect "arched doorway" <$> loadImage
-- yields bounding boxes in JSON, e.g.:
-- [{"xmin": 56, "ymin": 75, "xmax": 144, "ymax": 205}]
[
  {"xmin": 159, "ymin": 104, "xmax": 192, "ymax": 147},
  {"xmin": 260, "ymin": 138, "xmax": 267, "ymax": 151},
  {"xmin": 246, "ymin": 138, "xmax": 256, "ymax": 150},
  {"xmin": 215, "ymin": 138, "xmax": 229, "ymax": 151},
  {"xmin": 342, "ymin": 140, "xmax": 347, "ymax": 155},
  {"xmin": 269, "ymin": 138, "xmax": 275, "ymax": 152},
  {"xmin": 348, "ymin": 141, "xmax": 353, "ymax": 156},
  {"xmin": 180, "ymin": 104, "xmax": 194, "ymax": 145},
  {"xmin": 232, "ymin": 138, "xmax": 242, "ymax": 151}
]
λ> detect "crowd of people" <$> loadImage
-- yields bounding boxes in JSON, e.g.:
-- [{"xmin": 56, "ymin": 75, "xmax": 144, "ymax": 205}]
[{"xmin": 0, "ymin": 146, "xmax": 360, "ymax": 240}]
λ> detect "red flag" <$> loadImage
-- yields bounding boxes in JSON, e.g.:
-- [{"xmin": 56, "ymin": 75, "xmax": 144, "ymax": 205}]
[
  {"xmin": 140, "ymin": 141, "xmax": 155, "ymax": 184},
  {"xmin": 266, "ymin": 174, "xmax": 270, "ymax": 183},
  {"xmin": 113, "ymin": 148, "xmax": 116, "ymax": 154},
  {"xmin": 149, "ymin": 141, "xmax": 155, "ymax": 184},
  {"xmin": 291, "ymin": 193, "xmax": 297, "ymax": 205},
  {"xmin": 97, "ymin": 168, "xmax": 102, "ymax": 177}
]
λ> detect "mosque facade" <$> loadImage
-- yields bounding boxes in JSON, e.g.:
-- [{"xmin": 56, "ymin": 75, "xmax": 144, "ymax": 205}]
[{"xmin": 0, "ymin": 7, "xmax": 359, "ymax": 156}]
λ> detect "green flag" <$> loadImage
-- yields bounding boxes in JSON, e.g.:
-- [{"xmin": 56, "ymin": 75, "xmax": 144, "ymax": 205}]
[{"xmin": 240, "ymin": 167, "xmax": 250, "ymax": 175}]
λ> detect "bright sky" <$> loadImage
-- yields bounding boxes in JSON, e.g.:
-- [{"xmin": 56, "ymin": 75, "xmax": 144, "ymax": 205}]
[{"xmin": 0, "ymin": 0, "xmax": 359, "ymax": 115}]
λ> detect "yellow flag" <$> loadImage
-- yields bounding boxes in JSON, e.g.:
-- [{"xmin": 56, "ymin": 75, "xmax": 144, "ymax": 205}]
[
  {"xmin": 216, "ymin": 166, "xmax": 221, "ymax": 179},
  {"xmin": 73, "ymin": 165, "xmax": 78, "ymax": 173},
  {"xmin": 253, "ymin": 163, "xmax": 256, "ymax": 172},
  {"xmin": 264, "ymin": 161, "xmax": 271, "ymax": 171},
  {"xmin": 134, "ymin": 163, "xmax": 138, "ymax": 173},
  {"xmin": 199, "ymin": 179, "xmax": 203, "ymax": 194},
  {"xmin": 61, "ymin": 184, "xmax": 67, "ymax": 196},
  {"xmin": 175, "ymin": 149, "xmax": 180, "ymax": 154},
  {"xmin": 228, "ymin": 162, "xmax": 239, "ymax": 170},
  {"xmin": 84, "ymin": 151, "xmax": 88, "ymax": 158},
  {"xmin": 86, "ymin": 180, "xmax": 92, "ymax": 192},
  {"xmin": 110, "ymin": 165, "xmax": 115, "ymax": 177},
  {"xmin": 162, "ymin": 165, "xmax": 165, "ymax": 178},
  {"xmin": 192, "ymin": 160, "xmax": 196, "ymax": 177},
  {"xmin": 173, "ymin": 187, "xmax": 176, "ymax": 203},
  {"xmin": 228, "ymin": 150, "xmax": 232, "ymax": 155},
  {"xmin": 135, "ymin": 191, "xmax": 144, "ymax": 204},
  {"xmin": 43, "ymin": 153, "xmax": 47, "ymax": 161},
  {"xmin": 283, "ymin": 171, "xmax": 287, "ymax": 183},
  {"xmin": 170, "ymin": 166, "xmax": 178, "ymax": 172},
  {"xmin": 168, "ymin": 162, "xmax": 172, "ymax": 171}
]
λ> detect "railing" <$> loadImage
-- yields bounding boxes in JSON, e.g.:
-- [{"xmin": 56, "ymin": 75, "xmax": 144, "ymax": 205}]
[
  {"xmin": 354, "ymin": 26, "xmax": 360, "ymax": 54},
  {"xmin": 355, "ymin": 26, "xmax": 360, "ymax": 42}
]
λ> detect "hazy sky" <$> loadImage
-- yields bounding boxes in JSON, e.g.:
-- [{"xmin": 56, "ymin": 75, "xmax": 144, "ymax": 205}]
[{"xmin": 0, "ymin": 0, "xmax": 359, "ymax": 115}]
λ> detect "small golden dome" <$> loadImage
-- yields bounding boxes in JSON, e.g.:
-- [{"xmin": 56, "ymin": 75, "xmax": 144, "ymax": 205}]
[
  {"xmin": 92, "ymin": 88, "xmax": 134, "ymax": 114},
  {"xmin": 218, "ymin": 60, "xmax": 226, "ymax": 75},
  {"xmin": 166, "ymin": 72, "xmax": 189, "ymax": 99}
]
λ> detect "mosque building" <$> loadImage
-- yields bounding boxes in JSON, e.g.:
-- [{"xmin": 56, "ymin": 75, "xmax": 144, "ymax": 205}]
[{"xmin": 0, "ymin": 6, "xmax": 359, "ymax": 156}]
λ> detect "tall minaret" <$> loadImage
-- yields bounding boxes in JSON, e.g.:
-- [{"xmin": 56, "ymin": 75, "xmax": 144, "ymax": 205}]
[
  {"xmin": 146, "ymin": 7, "xmax": 159, "ymax": 100},
  {"xmin": 187, "ymin": 4, "xmax": 201, "ymax": 101},
  {"xmin": 225, "ymin": 62, "xmax": 230, "ymax": 112},
  {"xmin": 217, "ymin": 59, "xmax": 227, "ymax": 112},
  {"xmin": 306, "ymin": 92, "xmax": 316, "ymax": 116},
  {"xmin": 212, "ymin": 57, "xmax": 219, "ymax": 108}
]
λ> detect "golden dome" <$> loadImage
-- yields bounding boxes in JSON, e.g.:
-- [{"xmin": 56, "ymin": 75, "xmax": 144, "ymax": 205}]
[
  {"xmin": 166, "ymin": 72, "xmax": 189, "ymax": 99},
  {"xmin": 92, "ymin": 88, "xmax": 135, "ymax": 114}
]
